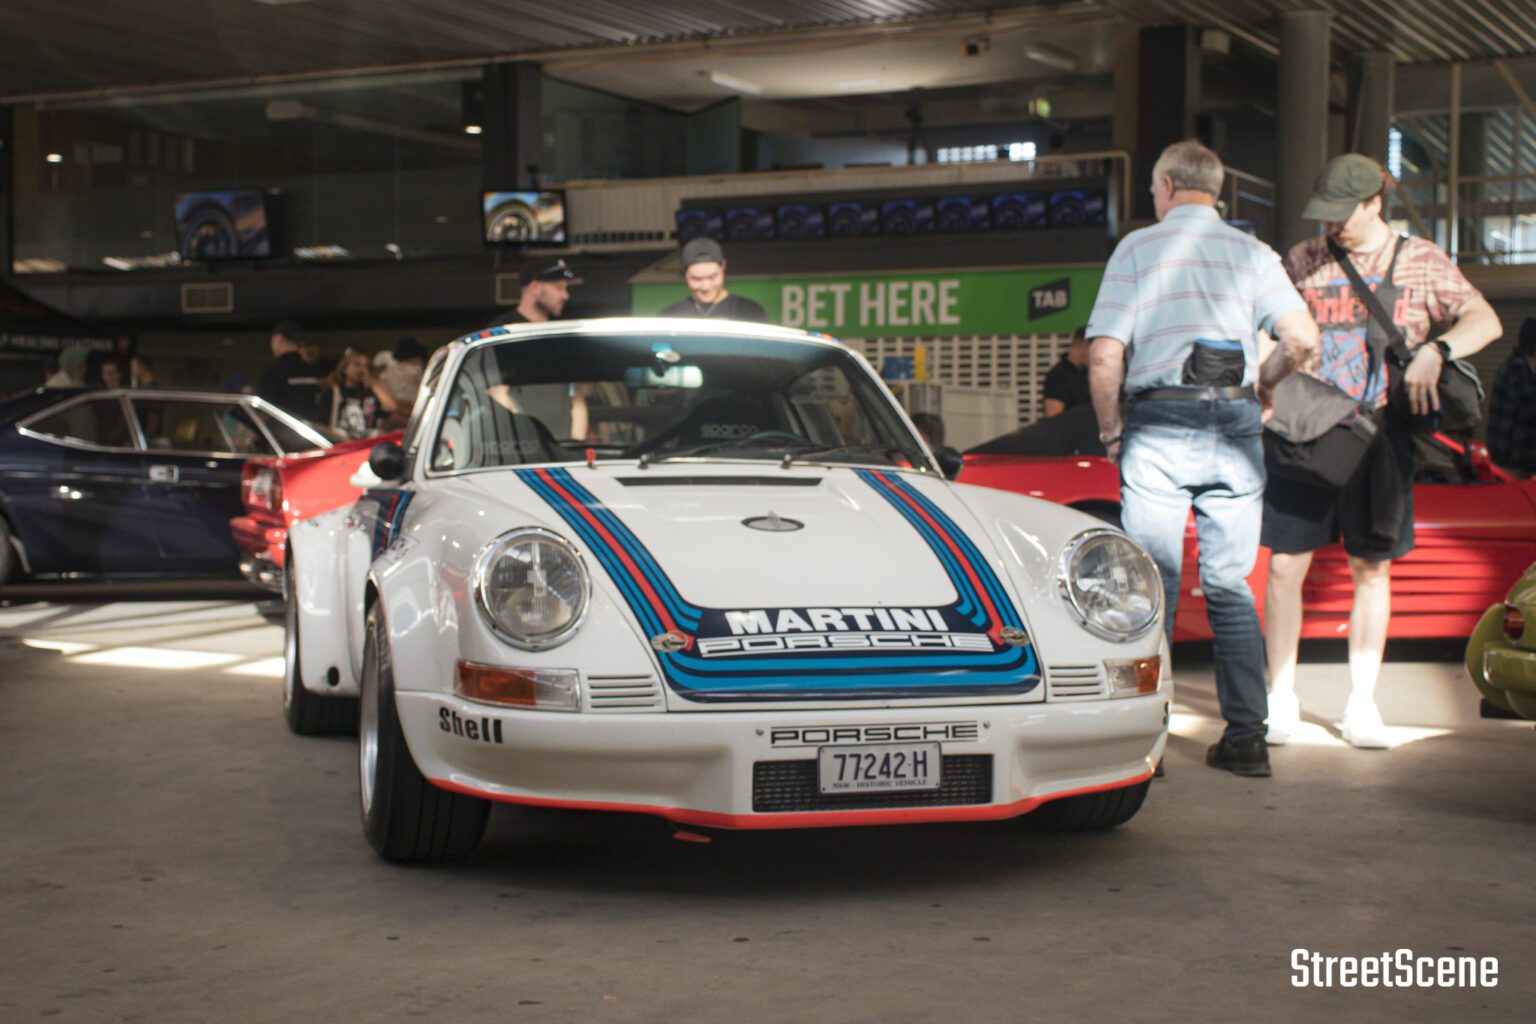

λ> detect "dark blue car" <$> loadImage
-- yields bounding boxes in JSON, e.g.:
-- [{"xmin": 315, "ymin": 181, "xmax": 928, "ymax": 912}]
[{"xmin": 0, "ymin": 388, "xmax": 330, "ymax": 584}]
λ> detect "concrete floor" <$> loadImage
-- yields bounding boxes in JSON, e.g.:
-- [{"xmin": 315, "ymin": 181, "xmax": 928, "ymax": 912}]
[{"xmin": 1, "ymin": 592, "xmax": 1533, "ymax": 1023}]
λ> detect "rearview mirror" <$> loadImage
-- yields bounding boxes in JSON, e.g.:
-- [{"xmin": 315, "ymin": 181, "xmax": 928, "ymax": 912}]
[
  {"xmin": 624, "ymin": 365, "xmax": 703, "ymax": 389},
  {"xmin": 368, "ymin": 440, "xmax": 406, "ymax": 482},
  {"xmin": 936, "ymin": 446, "xmax": 964, "ymax": 481}
]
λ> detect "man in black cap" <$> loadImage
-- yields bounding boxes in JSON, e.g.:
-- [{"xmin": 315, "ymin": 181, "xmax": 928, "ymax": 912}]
[
  {"xmin": 489, "ymin": 258, "xmax": 582, "ymax": 327},
  {"xmin": 1487, "ymin": 317, "xmax": 1536, "ymax": 478},
  {"xmin": 659, "ymin": 238, "xmax": 767, "ymax": 322},
  {"xmin": 258, "ymin": 319, "xmax": 323, "ymax": 420}
]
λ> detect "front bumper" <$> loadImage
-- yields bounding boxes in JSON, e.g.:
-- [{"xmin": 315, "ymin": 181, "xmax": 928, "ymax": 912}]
[{"xmin": 397, "ymin": 692, "xmax": 1168, "ymax": 829}]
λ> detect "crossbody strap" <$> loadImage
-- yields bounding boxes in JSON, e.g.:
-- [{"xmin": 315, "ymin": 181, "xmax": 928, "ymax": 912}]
[{"xmin": 1327, "ymin": 235, "xmax": 1412, "ymax": 373}]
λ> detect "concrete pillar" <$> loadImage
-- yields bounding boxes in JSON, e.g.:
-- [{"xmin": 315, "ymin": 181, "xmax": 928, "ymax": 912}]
[
  {"xmin": 1347, "ymin": 50, "xmax": 1396, "ymax": 162},
  {"xmin": 1135, "ymin": 25, "xmax": 1200, "ymax": 221},
  {"xmin": 481, "ymin": 62, "xmax": 542, "ymax": 190},
  {"xmin": 1276, "ymin": 9, "xmax": 1331, "ymax": 251}
]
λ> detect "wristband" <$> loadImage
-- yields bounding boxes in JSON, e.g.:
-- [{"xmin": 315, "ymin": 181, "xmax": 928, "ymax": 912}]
[
  {"xmin": 1431, "ymin": 339, "xmax": 1452, "ymax": 361},
  {"xmin": 1099, "ymin": 432, "xmax": 1122, "ymax": 446}
]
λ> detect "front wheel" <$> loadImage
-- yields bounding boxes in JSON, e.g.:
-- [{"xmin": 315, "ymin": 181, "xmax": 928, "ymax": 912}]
[
  {"xmin": 282, "ymin": 560, "xmax": 357, "ymax": 736},
  {"xmin": 1023, "ymin": 779, "xmax": 1150, "ymax": 831},
  {"xmin": 360, "ymin": 604, "xmax": 489, "ymax": 863}
]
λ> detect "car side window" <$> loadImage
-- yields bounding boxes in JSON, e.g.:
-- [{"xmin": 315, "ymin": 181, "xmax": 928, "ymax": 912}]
[
  {"xmin": 253, "ymin": 408, "xmax": 321, "ymax": 454},
  {"xmin": 26, "ymin": 397, "xmax": 134, "ymax": 449},
  {"xmin": 217, "ymin": 405, "xmax": 275, "ymax": 455},
  {"xmin": 130, "ymin": 399, "xmax": 231, "ymax": 453}
]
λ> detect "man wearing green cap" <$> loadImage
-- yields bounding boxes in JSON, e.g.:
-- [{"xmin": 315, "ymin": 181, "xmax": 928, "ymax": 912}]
[
  {"xmin": 44, "ymin": 345, "xmax": 90, "ymax": 387},
  {"xmin": 1263, "ymin": 154, "xmax": 1501, "ymax": 749}
]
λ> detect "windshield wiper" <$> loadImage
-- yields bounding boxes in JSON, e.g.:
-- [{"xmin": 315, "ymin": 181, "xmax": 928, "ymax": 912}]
[{"xmin": 782, "ymin": 443, "xmax": 929, "ymax": 469}]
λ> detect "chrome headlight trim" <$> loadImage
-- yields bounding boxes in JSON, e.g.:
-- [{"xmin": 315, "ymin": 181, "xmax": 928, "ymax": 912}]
[
  {"xmin": 473, "ymin": 527, "xmax": 592, "ymax": 651},
  {"xmin": 1055, "ymin": 528, "xmax": 1164, "ymax": 642}
]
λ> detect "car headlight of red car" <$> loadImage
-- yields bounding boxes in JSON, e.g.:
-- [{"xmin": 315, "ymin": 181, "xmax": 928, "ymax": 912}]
[
  {"xmin": 474, "ymin": 528, "xmax": 590, "ymax": 650},
  {"xmin": 1057, "ymin": 529, "xmax": 1163, "ymax": 642}
]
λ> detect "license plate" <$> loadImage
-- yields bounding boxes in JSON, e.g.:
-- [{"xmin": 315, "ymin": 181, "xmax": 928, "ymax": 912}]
[{"xmin": 817, "ymin": 742, "xmax": 942, "ymax": 794}]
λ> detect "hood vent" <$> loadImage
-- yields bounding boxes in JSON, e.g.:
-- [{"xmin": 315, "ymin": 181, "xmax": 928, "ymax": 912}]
[{"xmin": 618, "ymin": 476, "xmax": 821, "ymax": 487}]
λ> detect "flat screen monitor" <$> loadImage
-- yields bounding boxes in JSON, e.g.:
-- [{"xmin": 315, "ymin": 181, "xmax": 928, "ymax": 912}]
[
  {"xmin": 482, "ymin": 190, "xmax": 567, "ymax": 244},
  {"xmin": 174, "ymin": 189, "xmax": 271, "ymax": 259},
  {"xmin": 989, "ymin": 192, "xmax": 1047, "ymax": 230},
  {"xmin": 1048, "ymin": 188, "xmax": 1108, "ymax": 227},
  {"xmin": 936, "ymin": 195, "xmax": 990, "ymax": 233},
  {"xmin": 775, "ymin": 203, "xmax": 825, "ymax": 240},
  {"xmin": 725, "ymin": 205, "xmax": 776, "ymax": 242},
  {"xmin": 826, "ymin": 200, "xmax": 881, "ymax": 238},
  {"xmin": 675, "ymin": 207, "xmax": 724, "ymax": 244},
  {"xmin": 880, "ymin": 197, "xmax": 935, "ymax": 235}
]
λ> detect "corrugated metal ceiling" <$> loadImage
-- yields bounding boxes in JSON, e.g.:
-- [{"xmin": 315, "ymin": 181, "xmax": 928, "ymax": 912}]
[
  {"xmin": 1111, "ymin": 0, "xmax": 1536, "ymax": 62},
  {"xmin": 4, "ymin": 0, "xmax": 1536, "ymax": 102}
]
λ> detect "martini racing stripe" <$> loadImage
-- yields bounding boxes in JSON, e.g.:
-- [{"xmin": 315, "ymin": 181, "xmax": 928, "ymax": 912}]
[
  {"xmin": 514, "ymin": 466, "xmax": 1038, "ymax": 700},
  {"xmin": 856, "ymin": 470, "xmax": 1021, "ymax": 642}
]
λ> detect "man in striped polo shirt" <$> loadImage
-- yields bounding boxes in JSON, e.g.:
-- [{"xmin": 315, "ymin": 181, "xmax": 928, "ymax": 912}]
[{"xmin": 1087, "ymin": 139, "xmax": 1320, "ymax": 778}]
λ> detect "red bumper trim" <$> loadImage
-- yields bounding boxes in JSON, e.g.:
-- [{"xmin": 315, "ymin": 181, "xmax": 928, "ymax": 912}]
[{"xmin": 427, "ymin": 766, "xmax": 1154, "ymax": 830}]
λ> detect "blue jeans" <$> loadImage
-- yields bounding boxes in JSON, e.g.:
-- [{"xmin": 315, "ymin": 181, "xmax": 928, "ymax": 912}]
[{"xmin": 1120, "ymin": 398, "xmax": 1267, "ymax": 742}]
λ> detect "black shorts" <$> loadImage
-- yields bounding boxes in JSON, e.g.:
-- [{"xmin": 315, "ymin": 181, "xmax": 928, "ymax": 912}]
[{"xmin": 1260, "ymin": 424, "xmax": 1416, "ymax": 562}]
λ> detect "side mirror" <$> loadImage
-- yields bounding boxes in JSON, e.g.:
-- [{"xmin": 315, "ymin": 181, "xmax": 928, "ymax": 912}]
[
  {"xmin": 368, "ymin": 440, "xmax": 406, "ymax": 482},
  {"xmin": 935, "ymin": 446, "xmax": 964, "ymax": 481}
]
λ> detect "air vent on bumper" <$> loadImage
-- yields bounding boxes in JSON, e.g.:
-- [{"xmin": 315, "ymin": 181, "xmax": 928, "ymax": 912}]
[
  {"xmin": 1046, "ymin": 664, "xmax": 1106, "ymax": 701},
  {"xmin": 586, "ymin": 675, "xmax": 663, "ymax": 711}
]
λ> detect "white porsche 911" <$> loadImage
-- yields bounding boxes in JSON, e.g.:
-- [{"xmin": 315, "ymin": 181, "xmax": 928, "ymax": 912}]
[{"xmin": 285, "ymin": 319, "xmax": 1169, "ymax": 862}]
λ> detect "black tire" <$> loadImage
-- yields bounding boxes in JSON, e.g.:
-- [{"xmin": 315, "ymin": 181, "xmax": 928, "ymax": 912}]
[
  {"xmin": 1024, "ymin": 779, "xmax": 1150, "ymax": 831},
  {"xmin": 360, "ymin": 604, "xmax": 490, "ymax": 863},
  {"xmin": 0, "ymin": 514, "xmax": 17, "ymax": 587},
  {"xmin": 283, "ymin": 560, "xmax": 358, "ymax": 736}
]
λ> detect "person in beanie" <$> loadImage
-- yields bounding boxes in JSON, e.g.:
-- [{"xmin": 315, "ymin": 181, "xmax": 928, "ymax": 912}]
[
  {"xmin": 659, "ymin": 238, "xmax": 767, "ymax": 322},
  {"xmin": 1486, "ymin": 317, "xmax": 1536, "ymax": 478},
  {"xmin": 45, "ymin": 345, "xmax": 90, "ymax": 387}
]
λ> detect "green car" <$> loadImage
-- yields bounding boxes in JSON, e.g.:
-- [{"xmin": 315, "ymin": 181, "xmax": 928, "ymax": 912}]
[{"xmin": 1466, "ymin": 561, "xmax": 1536, "ymax": 720}]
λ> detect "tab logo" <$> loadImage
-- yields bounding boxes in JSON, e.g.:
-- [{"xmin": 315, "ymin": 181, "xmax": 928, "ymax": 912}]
[{"xmin": 1028, "ymin": 277, "xmax": 1071, "ymax": 320}]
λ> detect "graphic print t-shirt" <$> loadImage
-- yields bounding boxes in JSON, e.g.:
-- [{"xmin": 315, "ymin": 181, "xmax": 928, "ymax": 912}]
[{"xmin": 1285, "ymin": 234, "xmax": 1479, "ymax": 405}]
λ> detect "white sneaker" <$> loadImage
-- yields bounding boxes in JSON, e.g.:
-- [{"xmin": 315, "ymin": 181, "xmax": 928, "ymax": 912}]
[
  {"xmin": 1267, "ymin": 690, "xmax": 1301, "ymax": 746},
  {"xmin": 1338, "ymin": 702, "xmax": 1391, "ymax": 749}
]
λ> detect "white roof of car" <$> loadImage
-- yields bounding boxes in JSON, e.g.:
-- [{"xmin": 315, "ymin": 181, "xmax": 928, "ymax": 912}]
[{"xmin": 455, "ymin": 317, "xmax": 846, "ymax": 352}]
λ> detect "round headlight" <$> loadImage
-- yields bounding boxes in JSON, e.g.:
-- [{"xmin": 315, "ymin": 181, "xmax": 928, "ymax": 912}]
[
  {"xmin": 475, "ymin": 528, "xmax": 590, "ymax": 650},
  {"xmin": 1058, "ymin": 529, "xmax": 1163, "ymax": 641}
]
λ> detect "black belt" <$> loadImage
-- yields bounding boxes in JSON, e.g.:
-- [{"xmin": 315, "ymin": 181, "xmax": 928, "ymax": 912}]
[{"xmin": 1131, "ymin": 385, "xmax": 1257, "ymax": 402}]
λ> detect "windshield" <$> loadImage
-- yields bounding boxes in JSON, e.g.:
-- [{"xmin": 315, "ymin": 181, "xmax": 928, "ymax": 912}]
[{"xmin": 429, "ymin": 332, "xmax": 928, "ymax": 473}]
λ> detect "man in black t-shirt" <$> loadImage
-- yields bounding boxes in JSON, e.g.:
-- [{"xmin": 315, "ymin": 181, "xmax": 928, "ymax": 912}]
[
  {"xmin": 659, "ymin": 238, "xmax": 768, "ymax": 322},
  {"xmin": 257, "ymin": 319, "xmax": 322, "ymax": 421},
  {"xmin": 486, "ymin": 259, "xmax": 582, "ymax": 328},
  {"xmin": 1041, "ymin": 327, "xmax": 1091, "ymax": 417}
]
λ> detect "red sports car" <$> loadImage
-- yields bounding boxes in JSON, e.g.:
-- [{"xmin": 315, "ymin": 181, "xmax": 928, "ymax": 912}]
[
  {"xmin": 229, "ymin": 431, "xmax": 402, "ymax": 589},
  {"xmin": 963, "ymin": 407, "xmax": 1536, "ymax": 641}
]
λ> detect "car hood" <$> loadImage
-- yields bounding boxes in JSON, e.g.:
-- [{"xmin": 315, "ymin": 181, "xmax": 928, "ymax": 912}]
[{"xmin": 455, "ymin": 463, "xmax": 1041, "ymax": 702}]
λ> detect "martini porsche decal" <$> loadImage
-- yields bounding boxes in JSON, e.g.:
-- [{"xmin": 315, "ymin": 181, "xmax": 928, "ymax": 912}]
[{"xmin": 516, "ymin": 467, "xmax": 1039, "ymax": 700}]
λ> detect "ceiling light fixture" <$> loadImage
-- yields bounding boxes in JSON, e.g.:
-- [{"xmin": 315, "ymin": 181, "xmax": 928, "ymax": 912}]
[
  {"xmin": 703, "ymin": 70, "xmax": 762, "ymax": 96},
  {"xmin": 464, "ymin": 124, "xmax": 482, "ymax": 135},
  {"xmin": 45, "ymin": 152, "xmax": 63, "ymax": 163}
]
